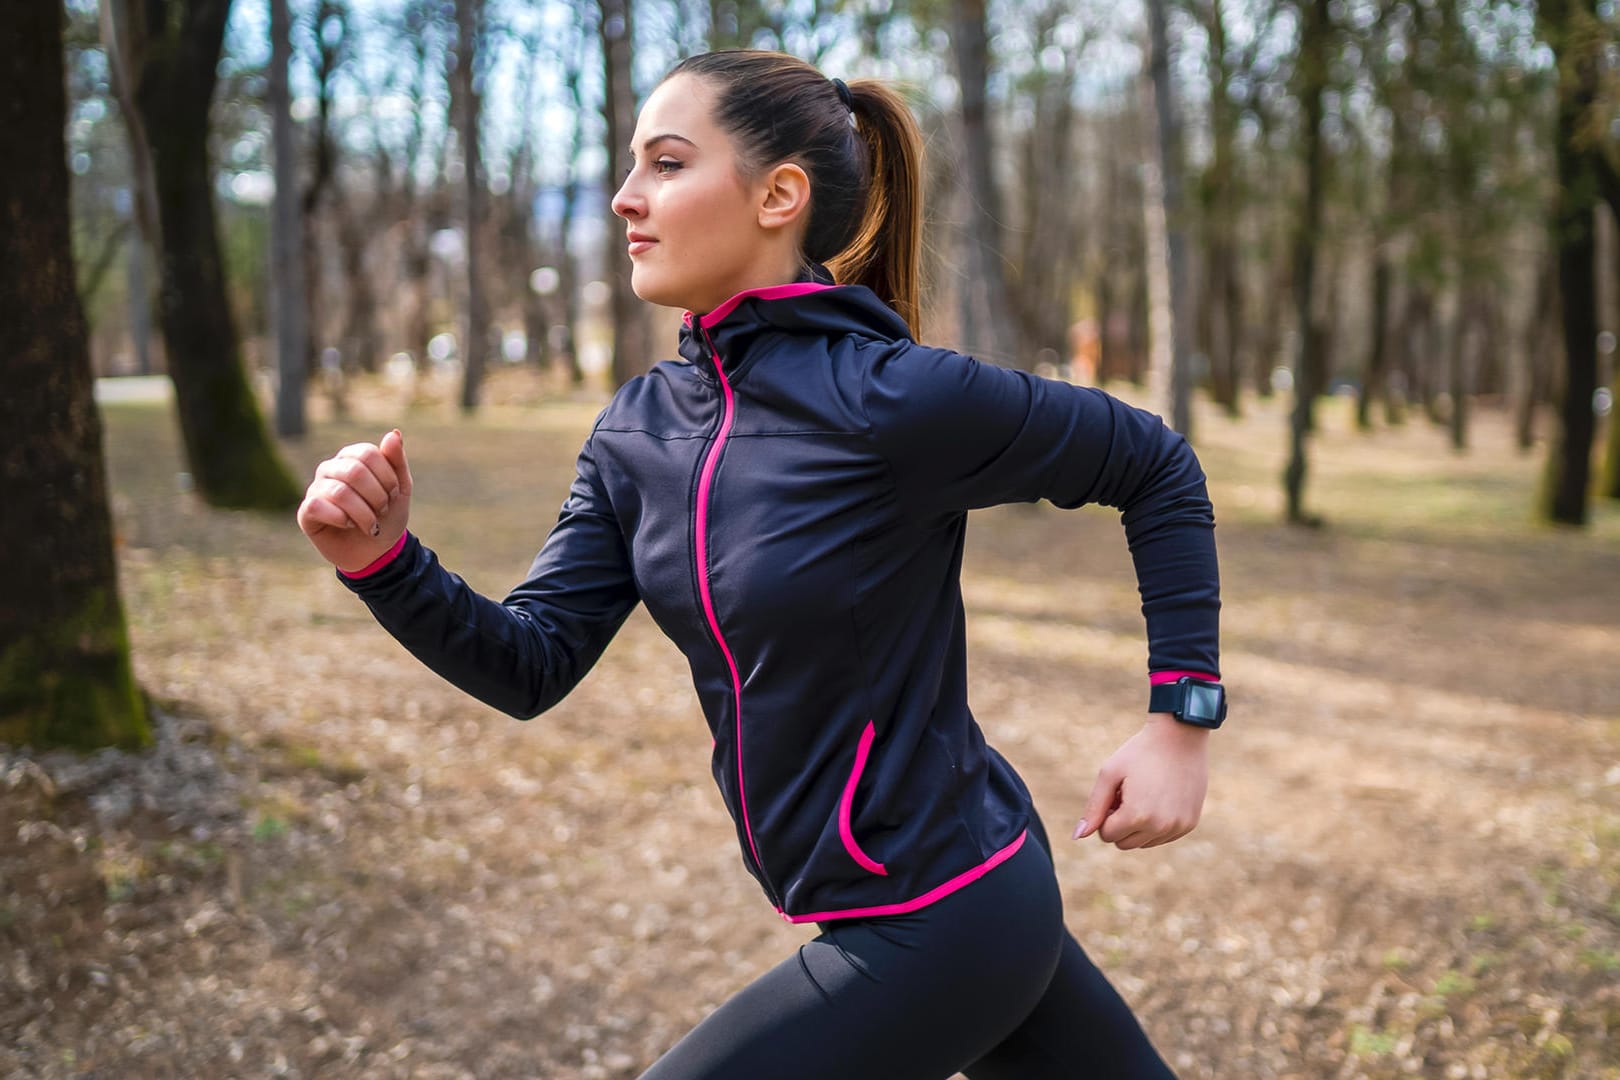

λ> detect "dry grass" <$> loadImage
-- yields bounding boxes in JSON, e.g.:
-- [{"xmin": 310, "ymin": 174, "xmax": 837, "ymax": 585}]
[{"xmin": 3, "ymin": 369, "xmax": 1618, "ymax": 1079}]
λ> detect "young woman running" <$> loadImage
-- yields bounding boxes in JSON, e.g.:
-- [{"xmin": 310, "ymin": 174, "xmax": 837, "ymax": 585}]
[{"xmin": 297, "ymin": 49, "xmax": 1223, "ymax": 1080}]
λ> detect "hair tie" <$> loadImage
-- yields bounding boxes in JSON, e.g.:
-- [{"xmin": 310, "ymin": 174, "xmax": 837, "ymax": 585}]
[{"xmin": 831, "ymin": 77, "xmax": 854, "ymax": 117}]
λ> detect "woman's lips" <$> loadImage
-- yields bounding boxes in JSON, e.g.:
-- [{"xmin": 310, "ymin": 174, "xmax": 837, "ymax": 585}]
[{"xmin": 628, "ymin": 240, "xmax": 656, "ymax": 255}]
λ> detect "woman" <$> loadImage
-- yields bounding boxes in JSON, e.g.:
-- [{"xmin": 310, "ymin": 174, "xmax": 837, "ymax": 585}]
[{"xmin": 297, "ymin": 50, "xmax": 1222, "ymax": 1080}]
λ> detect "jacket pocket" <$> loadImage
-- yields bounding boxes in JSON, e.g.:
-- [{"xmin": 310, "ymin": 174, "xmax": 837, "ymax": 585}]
[{"xmin": 838, "ymin": 721, "xmax": 889, "ymax": 876}]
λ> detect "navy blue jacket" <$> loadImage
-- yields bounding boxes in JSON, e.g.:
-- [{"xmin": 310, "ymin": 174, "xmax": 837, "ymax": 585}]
[{"xmin": 342, "ymin": 279, "xmax": 1220, "ymax": 924}]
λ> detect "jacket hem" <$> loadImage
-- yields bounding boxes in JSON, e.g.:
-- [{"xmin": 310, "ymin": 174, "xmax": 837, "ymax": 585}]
[{"xmin": 779, "ymin": 828, "xmax": 1028, "ymax": 924}]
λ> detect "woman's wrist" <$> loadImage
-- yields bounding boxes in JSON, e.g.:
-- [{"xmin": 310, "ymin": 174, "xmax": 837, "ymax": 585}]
[
  {"xmin": 338, "ymin": 530, "xmax": 410, "ymax": 578},
  {"xmin": 1143, "ymin": 713, "xmax": 1213, "ymax": 744}
]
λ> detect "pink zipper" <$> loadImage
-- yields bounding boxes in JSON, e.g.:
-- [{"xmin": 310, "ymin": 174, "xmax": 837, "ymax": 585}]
[{"xmin": 695, "ymin": 326, "xmax": 770, "ymax": 896}]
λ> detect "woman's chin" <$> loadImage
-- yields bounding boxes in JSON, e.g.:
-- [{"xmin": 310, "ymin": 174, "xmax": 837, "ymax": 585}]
[{"xmin": 629, "ymin": 273, "xmax": 689, "ymax": 311}]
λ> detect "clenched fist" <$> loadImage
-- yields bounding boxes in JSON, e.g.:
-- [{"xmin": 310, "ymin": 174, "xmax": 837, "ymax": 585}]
[{"xmin": 296, "ymin": 429, "xmax": 414, "ymax": 574}]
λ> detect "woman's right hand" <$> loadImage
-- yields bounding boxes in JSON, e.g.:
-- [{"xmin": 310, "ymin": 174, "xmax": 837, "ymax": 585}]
[{"xmin": 296, "ymin": 429, "xmax": 414, "ymax": 573}]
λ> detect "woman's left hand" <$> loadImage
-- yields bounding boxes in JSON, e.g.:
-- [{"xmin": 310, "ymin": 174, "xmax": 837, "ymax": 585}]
[{"xmin": 1072, "ymin": 716, "xmax": 1210, "ymax": 850}]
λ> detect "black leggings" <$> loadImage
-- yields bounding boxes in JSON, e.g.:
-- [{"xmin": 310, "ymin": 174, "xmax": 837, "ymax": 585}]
[{"xmin": 639, "ymin": 823, "xmax": 1177, "ymax": 1080}]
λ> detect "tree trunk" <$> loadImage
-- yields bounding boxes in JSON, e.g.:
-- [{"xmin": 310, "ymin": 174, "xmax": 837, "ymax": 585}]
[
  {"xmin": 299, "ymin": 0, "xmax": 343, "ymax": 410},
  {"xmin": 1198, "ymin": 0, "xmax": 1242, "ymax": 418},
  {"xmin": 1128, "ymin": 262, "xmax": 1151, "ymax": 386},
  {"xmin": 1357, "ymin": 254, "xmax": 1391, "ymax": 431},
  {"xmin": 270, "ymin": 0, "xmax": 307, "ymax": 438},
  {"xmin": 1147, "ymin": 0, "xmax": 1195, "ymax": 436},
  {"xmin": 1, "ymin": 0, "xmax": 149, "ymax": 751},
  {"xmin": 337, "ymin": 194, "xmax": 382, "ymax": 373},
  {"xmin": 1604, "ymin": 363, "xmax": 1620, "ymax": 498},
  {"xmin": 559, "ymin": 176, "xmax": 585, "ymax": 385},
  {"xmin": 1448, "ymin": 286, "xmax": 1471, "ymax": 451},
  {"xmin": 1517, "ymin": 257, "xmax": 1557, "ymax": 451},
  {"xmin": 104, "ymin": 0, "xmax": 300, "ymax": 509},
  {"xmin": 128, "ymin": 229, "xmax": 154, "ymax": 375},
  {"xmin": 1285, "ymin": 0, "xmax": 1330, "ymax": 527},
  {"xmin": 554, "ymin": 43, "xmax": 590, "ymax": 385},
  {"xmin": 601, "ymin": 0, "xmax": 652, "ymax": 388},
  {"xmin": 1096, "ymin": 268, "xmax": 1117, "ymax": 382},
  {"xmin": 1010, "ymin": 26, "xmax": 1079, "ymax": 375},
  {"xmin": 1540, "ymin": 0, "xmax": 1600, "ymax": 525},
  {"xmin": 950, "ymin": 0, "xmax": 1020, "ymax": 366},
  {"xmin": 456, "ymin": 0, "xmax": 489, "ymax": 412},
  {"xmin": 1546, "ymin": 178, "xmax": 1598, "ymax": 524}
]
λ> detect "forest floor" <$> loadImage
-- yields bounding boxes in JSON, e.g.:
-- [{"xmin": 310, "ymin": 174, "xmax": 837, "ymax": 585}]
[{"xmin": 4, "ymin": 370, "xmax": 1619, "ymax": 1080}]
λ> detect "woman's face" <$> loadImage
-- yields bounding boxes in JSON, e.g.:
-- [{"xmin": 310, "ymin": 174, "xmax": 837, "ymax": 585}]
[{"xmin": 611, "ymin": 74, "xmax": 797, "ymax": 314}]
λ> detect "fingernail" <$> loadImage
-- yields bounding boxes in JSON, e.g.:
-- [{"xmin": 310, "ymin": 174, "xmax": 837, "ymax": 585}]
[
  {"xmin": 370, "ymin": 521, "xmax": 381, "ymax": 538},
  {"xmin": 1073, "ymin": 820, "xmax": 1088, "ymax": 840},
  {"xmin": 391, "ymin": 486, "xmax": 402, "ymax": 500}
]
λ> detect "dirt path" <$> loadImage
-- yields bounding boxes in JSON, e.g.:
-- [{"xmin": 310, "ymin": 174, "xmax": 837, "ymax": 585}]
[{"xmin": 4, "ymin": 384, "xmax": 1617, "ymax": 1079}]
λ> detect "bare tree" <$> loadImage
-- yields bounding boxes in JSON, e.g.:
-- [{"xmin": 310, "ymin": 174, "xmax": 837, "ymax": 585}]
[
  {"xmin": 1191, "ymin": 0, "xmax": 1269, "ymax": 417},
  {"xmin": 1538, "ymin": 0, "xmax": 1601, "ymax": 525},
  {"xmin": 300, "ymin": 0, "xmax": 349, "ymax": 410},
  {"xmin": 1147, "ymin": 0, "xmax": 1195, "ymax": 436},
  {"xmin": 455, "ymin": 0, "xmax": 490, "ymax": 411},
  {"xmin": 2, "ymin": 0, "xmax": 148, "ymax": 750},
  {"xmin": 601, "ymin": 0, "xmax": 653, "ymax": 388},
  {"xmin": 1284, "ymin": 0, "xmax": 1332, "ymax": 527},
  {"xmin": 949, "ymin": 0, "xmax": 1020, "ymax": 366},
  {"xmin": 101, "ymin": 0, "xmax": 300, "ymax": 509},
  {"xmin": 270, "ymin": 0, "xmax": 308, "ymax": 437},
  {"xmin": 1009, "ymin": 7, "xmax": 1086, "ymax": 376}
]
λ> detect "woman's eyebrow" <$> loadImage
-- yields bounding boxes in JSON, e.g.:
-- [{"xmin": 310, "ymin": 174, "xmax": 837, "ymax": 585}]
[{"xmin": 631, "ymin": 133, "xmax": 699, "ymax": 155}]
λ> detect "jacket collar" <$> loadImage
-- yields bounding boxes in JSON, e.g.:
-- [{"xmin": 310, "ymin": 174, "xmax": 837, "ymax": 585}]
[{"xmin": 676, "ymin": 263, "xmax": 911, "ymax": 381}]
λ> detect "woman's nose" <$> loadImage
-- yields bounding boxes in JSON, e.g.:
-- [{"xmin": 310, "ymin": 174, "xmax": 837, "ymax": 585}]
[{"xmin": 611, "ymin": 173, "xmax": 642, "ymax": 220}]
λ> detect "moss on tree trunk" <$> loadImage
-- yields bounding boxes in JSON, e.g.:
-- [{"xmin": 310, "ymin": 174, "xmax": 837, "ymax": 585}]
[{"xmin": 0, "ymin": 590, "xmax": 148, "ymax": 752}]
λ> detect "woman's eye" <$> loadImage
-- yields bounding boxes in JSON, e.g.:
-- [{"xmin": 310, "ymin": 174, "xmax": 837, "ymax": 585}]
[{"xmin": 622, "ymin": 160, "xmax": 680, "ymax": 178}]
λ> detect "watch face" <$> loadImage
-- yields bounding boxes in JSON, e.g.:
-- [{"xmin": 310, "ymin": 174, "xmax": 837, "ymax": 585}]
[{"xmin": 1184, "ymin": 682, "xmax": 1224, "ymax": 723}]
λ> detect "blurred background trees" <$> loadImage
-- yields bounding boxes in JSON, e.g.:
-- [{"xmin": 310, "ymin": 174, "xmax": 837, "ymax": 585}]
[{"xmin": 34, "ymin": 0, "xmax": 1620, "ymax": 528}]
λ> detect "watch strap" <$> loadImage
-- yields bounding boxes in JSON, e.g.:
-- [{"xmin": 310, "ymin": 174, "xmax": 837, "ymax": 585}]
[{"xmin": 1148, "ymin": 675, "xmax": 1226, "ymax": 729}]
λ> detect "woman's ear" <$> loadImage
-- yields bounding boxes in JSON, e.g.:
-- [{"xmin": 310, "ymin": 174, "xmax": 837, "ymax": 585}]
[{"xmin": 757, "ymin": 162, "xmax": 811, "ymax": 233}]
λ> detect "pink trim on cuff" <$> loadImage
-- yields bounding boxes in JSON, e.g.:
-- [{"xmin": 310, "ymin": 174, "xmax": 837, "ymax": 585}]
[
  {"xmin": 1150, "ymin": 670, "xmax": 1220, "ymax": 685},
  {"xmin": 339, "ymin": 531, "xmax": 409, "ymax": 579}
]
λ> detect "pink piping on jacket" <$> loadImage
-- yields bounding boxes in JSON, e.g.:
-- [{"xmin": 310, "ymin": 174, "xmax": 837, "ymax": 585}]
[
  {"xmin": 339, "ymin": 531, "xmax": 410, "ymax": 579},
  {"xmin": 682, "ymin": 282, "xmax": 838, "ymax": 330},
  {"xmin": 838, "ymin": 721, "xmax": 888, "ymax": 876},
  {"xmin": 1150, "ymin": 670, "xmax": 1219, "ymax": 685},
  {"xmin": 782, "ymin": 829, "xmax": 1029, "ymax": 924},
  {"xmin": 694, "ymin": 325, "xmax": 767, "ymax": 883}
]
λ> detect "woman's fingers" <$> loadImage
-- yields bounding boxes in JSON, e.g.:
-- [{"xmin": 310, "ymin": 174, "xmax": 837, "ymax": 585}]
[
  {"xmin": 313, "ymin": 476, "xmax": 380, "ymax": 535},
  {"xmin": 1073, "ymin": 765, "xmax": 1122, "ymax": 840},
  {"xmin": 325, "ymin": 447, "xmax": 397, "ymax": 511},
  {"xmin": 378, "ymin": 429, "xmax": 413, "ymax": 496},
  {"xmin": 297, "ymin": 493, "xmax": 353, "ymax": 534}
]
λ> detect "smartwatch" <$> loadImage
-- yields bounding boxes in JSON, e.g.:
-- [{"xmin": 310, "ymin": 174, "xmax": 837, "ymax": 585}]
[{"xmin": 1148, "ymin": 676, "xmax": 1226, "ymax": 729}]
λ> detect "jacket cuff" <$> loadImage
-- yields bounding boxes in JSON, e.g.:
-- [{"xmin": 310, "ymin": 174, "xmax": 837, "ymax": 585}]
[
  {"xmin": 339, "ymin": 531, "xmax": 410, "ymax": 579},
  {"xmin": 1150, "ymin": 669, "xmax": 1220, "ymax": 685}
]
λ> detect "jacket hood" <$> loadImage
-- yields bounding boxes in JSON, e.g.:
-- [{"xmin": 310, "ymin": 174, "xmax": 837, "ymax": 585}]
[{"xmin": 676, "ymin": 263, "xmax": 913, "ymax": 377}]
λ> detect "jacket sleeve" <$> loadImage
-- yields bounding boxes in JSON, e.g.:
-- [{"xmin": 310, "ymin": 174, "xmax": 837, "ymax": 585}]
[
  {"xmin": 339, "ymin": 431, "xmax": 641, "ymax": 719},
  {"xmin": 861, "ymin": 342, "xmax": 1220, "ymax": 679}
]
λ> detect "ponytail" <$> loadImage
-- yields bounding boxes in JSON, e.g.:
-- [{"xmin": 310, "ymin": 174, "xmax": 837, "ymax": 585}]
[{"xmin": 826, "ymin": 81, "xmax": 924, "ymax": 338}]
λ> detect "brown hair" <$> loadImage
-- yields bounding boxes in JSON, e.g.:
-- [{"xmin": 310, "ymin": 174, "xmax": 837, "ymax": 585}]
[{"xmin": 665, "ymin": 50, "xmax": 924, "ymax": 336}]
